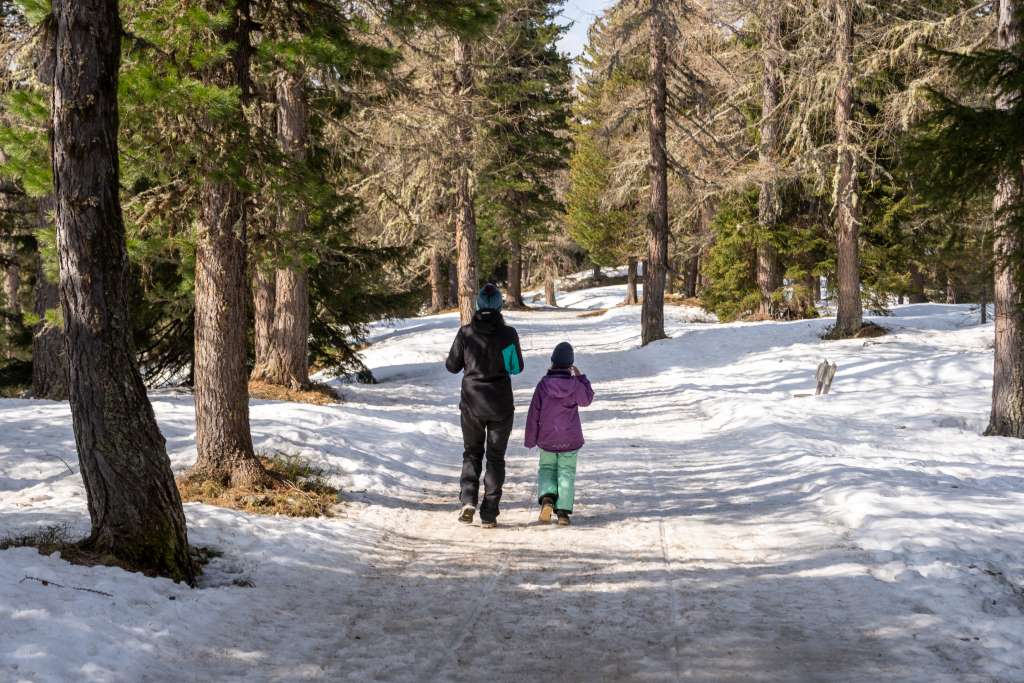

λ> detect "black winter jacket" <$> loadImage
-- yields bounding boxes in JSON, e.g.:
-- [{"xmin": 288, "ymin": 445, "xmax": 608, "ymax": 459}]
[{"xmin": 446, "ymin": 310, "xmax": 525, "ymax": 419}]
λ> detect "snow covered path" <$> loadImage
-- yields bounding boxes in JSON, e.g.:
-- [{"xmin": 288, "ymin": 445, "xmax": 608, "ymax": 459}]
[{"xmin": 3, "ymin": 286, "xmax": 1024, "ymax": 682}]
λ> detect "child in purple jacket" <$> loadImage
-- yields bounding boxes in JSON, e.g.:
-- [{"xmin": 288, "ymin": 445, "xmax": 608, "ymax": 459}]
[{"xmin": 524, "ymin": 342, "xmax": 594, "ymax": 526}]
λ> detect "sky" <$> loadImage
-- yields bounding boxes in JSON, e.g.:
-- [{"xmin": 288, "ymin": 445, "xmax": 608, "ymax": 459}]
[{"xmin": 556, "ymin": 0, "xmax": 617, "ymax": 59}]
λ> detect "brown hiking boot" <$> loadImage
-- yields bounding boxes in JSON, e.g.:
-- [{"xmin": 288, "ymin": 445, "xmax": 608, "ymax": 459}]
[
  {"xmin": 539, "ymin": 497, "xmax": 554, "ymax": 524},
  {"xmin": 556, "ymin": 511, "xmax": 570, "ymax": 526}
]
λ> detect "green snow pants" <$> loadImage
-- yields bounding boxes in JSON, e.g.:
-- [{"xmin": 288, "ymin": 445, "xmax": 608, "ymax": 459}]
[{"xmin": 537, "ymin": 449, "xmax": 578, "ymax": 513}]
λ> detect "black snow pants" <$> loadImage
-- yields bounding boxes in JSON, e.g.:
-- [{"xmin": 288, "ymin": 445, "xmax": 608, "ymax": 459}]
[{"xmin": 459, "ymin": 406, "xmax": 514, "ymax": 521}]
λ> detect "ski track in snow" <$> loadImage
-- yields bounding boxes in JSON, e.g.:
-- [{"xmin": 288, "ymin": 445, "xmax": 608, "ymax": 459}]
[{"xmin": 2, "ymin": 284, "xmax": 1024, "ymax": 682}]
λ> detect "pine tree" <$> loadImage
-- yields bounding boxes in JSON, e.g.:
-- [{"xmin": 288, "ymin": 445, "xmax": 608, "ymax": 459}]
[
  {"xmin": 566, "ymin": 12, "xmax": 648, "ymax": 306},
  {"xmin": 476, "ymin": 0, "xmax": 572, "ymax": 310},
  {"xmin": 640, "ymin": 0, "xmax": 670, "ymax": 344},
  {"xmin": 567, "ymin": 130, "xmax": 638, "ymax": 272},
  {"xmin": 453, "ymin": 35, "xmax": 481, "ymax": 325},
  {"xmin": 906, "ymin": 1, "xmax": 1024, "ymax": 436},
  {"xmin": 250, "ymin": 72, "xmax": 312, "ymax": 390},
  {"xmin": 831, "ymin": 0, "xmax": 864, "ymax": 337},
  {"xmin": 756, "ymin": 0, "xmax": 785, "ymax": 319},
  {"xmin": 989, "ymin": 0, "xmax": 1024, "ymax": 436},
  {"xmin": 45, "ymin": 0, "xmax": 193, "ymax": 582},
  {"xmin": 111, "ymin": 0, "xmax": 499, "ymax": 488}
]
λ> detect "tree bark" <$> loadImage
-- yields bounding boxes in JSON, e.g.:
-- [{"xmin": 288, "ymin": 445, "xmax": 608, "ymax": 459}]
[
  {"xmin": 981, "ymin": 282, "xmax": 988, "ymax": 325},
  {"xmin": 641, "ymin": 260, "xmax": 649, "ymax": 304},
  {"xmin": 4, "ymin": 262, "xmax": 18, "ymax": 317},
  {"xmin": 508, "ymin": 234, "xmax": 525, "ymax": 309},
  {"xmin": 683, "ymin": 254, "xmax": 699, "ymax": 299},
  {"xmin": 945, "ymin": 273, "xmax": 959, "ymax": 304},
  {"xmin": 189, "ymin": 1, "xmax": 269, "ymax": 488},
  {"xmin": 832, "ymin": 0, "xmax": 863, "ymax": 337},
  {"xmin": 757, "ymin": 1, "xmax": 784, "ymax": 320},
  {"xmin": 3, "ymin": 248, "xmax": 18, "ymax": 308},
  {"xmin": 2, "ymin": 240, "xmax": 19, "ymax": 355},
  {"xmin": 31, "ymin": 235, "xmax": 68, "ymax": 401},
  {"xmin": 49, "ymin": 0, "xmax": 192, "ymax": 583},
  {"xmin": 253, "ymin": 72, "xmax": 310, "ymax": 390},
  {"xmin": 251, "ymin": 265, "xmax": 275, "ymax": 372},
  {"xmin": 544, "ymin": 252, "xmax": 557, "ymax": 307},
  {"xmin": 448, "ymin": 256, "xmax": 459, "ymax": 307},
  {"xmin": 909, "ymin": 263, "xmax": 927, "ymax": 303},
  {"xmin": 802, "ymin": 273, "xmax": 818, "ymax": 316},
  {"xmin": 192, "ymin": 182, "xmax": 267, "ymax": 487},
  {"xmin": 592, "ymin": 264, "xmax": 602, "ymax": 281},
  {"xmin": 987, "ymin": 0, "xmax": 1024, "ymax": 438},
  {"xmin": 625, "ymin": 256, "xmax": 639, "ymax": 305},
  {"xmin": 429, "ymin": 246, "xmax": 446, "ymax": 312},
  {"xmin": 453, "ymin": 37, "xmax": 479, "ymax": 326},
  {"xmin": 642, "ymin": 0, "xmax": 669, "ymax": 345}
]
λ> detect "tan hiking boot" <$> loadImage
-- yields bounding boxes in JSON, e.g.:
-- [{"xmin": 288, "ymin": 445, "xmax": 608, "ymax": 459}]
[{"xmin": 539, "ymin": 499, "xmax": 554, "ymax": 524}]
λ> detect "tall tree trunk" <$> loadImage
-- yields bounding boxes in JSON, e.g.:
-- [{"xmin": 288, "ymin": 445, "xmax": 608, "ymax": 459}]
[
  {"xmin": 3, "ymin": 250, "xmax": 18, "ymax": 308},
  {"xmin": 543, "ymin": 252, "xmax": 557, "ymax": 307},
  {"xmin": 909, "ymin": 263, "xmax": 927, "ymax": 303},
  {"xmin": 31, "ymin": 199, "xmax": 68, "ymax": 400},
  {"xmin": 945, "ymin": 273, "xmax": 959, "ymax": 304},
  {"xmin": 2, "ymin": 241, "xmax": 19, "ymax": 354},
  {"xmin": 698, "ymin": 248, "xmax": 710, "ymax": 294},
  {"xmin": 684, "ymin": 254, "xmax": 699, "ymax": 298},
  {"xmin": 625, "ymin": 256, "xmax": 639, "ymax": 305},
  {"xmin": 189, "ymin": 1, "xmax": 269, "ymax": 488},
  {"xmin": 981, "ymin": 282, "xmax": 988, "ymax": 325},
  {"xmin": 448, "ymin": 256, "xmax": 459, "ymax": 307},
  {"xmin": 642, "ymin": 1, "xmax": 669, "ymax": 345},
  {"xmin": 987, "ymin": 0, "xmax": 1024, "ymax": 437},
  {"xmin": 429, "ymin": 246, "xmax": 446, "ymax": 312},
  {"xmin": 191, "ymin": 182, "xmax": 267, "ymax": 487},
  {"xmin": 453, "ymin": 37, "xmax": 479, "ymax": 326},
  {"xmin": 49, "ymin": 0, "xmax": 192, "ymax": 582},
  {"xmin": 666, "ymin": 258, "xmax": 678, "ymax": 295},
  {"xmin": 757, "ymin": 1, "xmax": 784, "ymax": 320},
  {"xmin": 813, "ymin": 274, "xmax": 822, "ymax": 302},
  {"xmin": 592, "ymin": 264, "xmax": 602, "ymax": 281},
  {"xmin": 251, "ymin": 266, "xmax": 275, "ymax": 373},
  {"xmin": 832, "ymin": 0, "xmax": 863, "ymax": 337},
  {"xmin": 264, "ymin": 261, "xmax": 310, "ymax": 389},
  {"xmin": 802, "ymin": 273, "xmax": 818, "ymax": 316},
  {"xmin": 641, "ymin": 260, "xmax": 649, "ymax": 303},
  {"xmin": 254, "ymin": 72, "xmax": 310, "ymax": 389},
  {"xmin": 508, "ymin": 234, "xmax": 525, "ymax": 309}
]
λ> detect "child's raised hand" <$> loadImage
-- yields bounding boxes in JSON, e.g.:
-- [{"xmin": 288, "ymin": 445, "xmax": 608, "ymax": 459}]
[{"xmin": 570, "ymin": 365, "xmax": 581, "ymax": 377}]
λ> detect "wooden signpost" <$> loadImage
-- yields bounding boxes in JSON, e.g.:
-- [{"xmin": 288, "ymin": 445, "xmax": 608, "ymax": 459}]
[{"xmin": 815, "ymin": 359, "xmax": 838, "ymax": 395}]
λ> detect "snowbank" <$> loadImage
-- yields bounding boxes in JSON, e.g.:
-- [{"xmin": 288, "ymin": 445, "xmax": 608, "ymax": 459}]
[{"xmin": 2, "ymin": 296, "xmax": 1022, "ymax": 682}]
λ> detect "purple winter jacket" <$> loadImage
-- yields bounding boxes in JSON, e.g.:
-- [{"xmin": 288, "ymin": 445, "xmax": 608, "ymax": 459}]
[{"xmin": 524, "ymin": 369, "xmax": 595, "ymax": 452}]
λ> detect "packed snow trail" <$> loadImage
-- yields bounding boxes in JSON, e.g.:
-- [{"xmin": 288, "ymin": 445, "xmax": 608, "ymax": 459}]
[{"xmin": 2, "ymin": 284, "xmax": 1024, "ymax": 682}]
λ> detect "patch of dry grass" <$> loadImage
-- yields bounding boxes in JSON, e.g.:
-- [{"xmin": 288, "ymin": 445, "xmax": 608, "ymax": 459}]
[
  {"xmin": 823, "ymin": 321, "xmax": 888, "ymax": 340},
  {"xmin": 248, "ymin": 380, "xmax": 341, "ymax": 406},
  {"xmin": 665, "ymin": 294, "xmax": 704, "ymax": 308},
  {"xmin": 178, "ymin": 451, "xmax": 340, "ymax": 518},
  {"xmin": 576, "ymin": 308, "xmax": 608, "ymax": 318}
]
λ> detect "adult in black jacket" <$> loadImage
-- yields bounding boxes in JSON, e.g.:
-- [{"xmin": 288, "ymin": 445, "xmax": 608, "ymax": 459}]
[{"xmin": 446, "ymin": 284, "xmax": 524, "ymax": 527}]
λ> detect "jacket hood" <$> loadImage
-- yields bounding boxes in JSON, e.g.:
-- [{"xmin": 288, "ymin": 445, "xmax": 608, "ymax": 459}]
[
  {"xmin": 471, "ymin": 309, "xmax": 505, "ymax": 336},
  {"xmin": 542, "ymin": 370, "xmax": 578, "ymax": 400}
]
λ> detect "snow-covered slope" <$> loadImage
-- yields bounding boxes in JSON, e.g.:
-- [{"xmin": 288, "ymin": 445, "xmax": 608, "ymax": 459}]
[{"xmin": 2, "ymin": 292, "xmax": 1022, "ymax": 682}]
